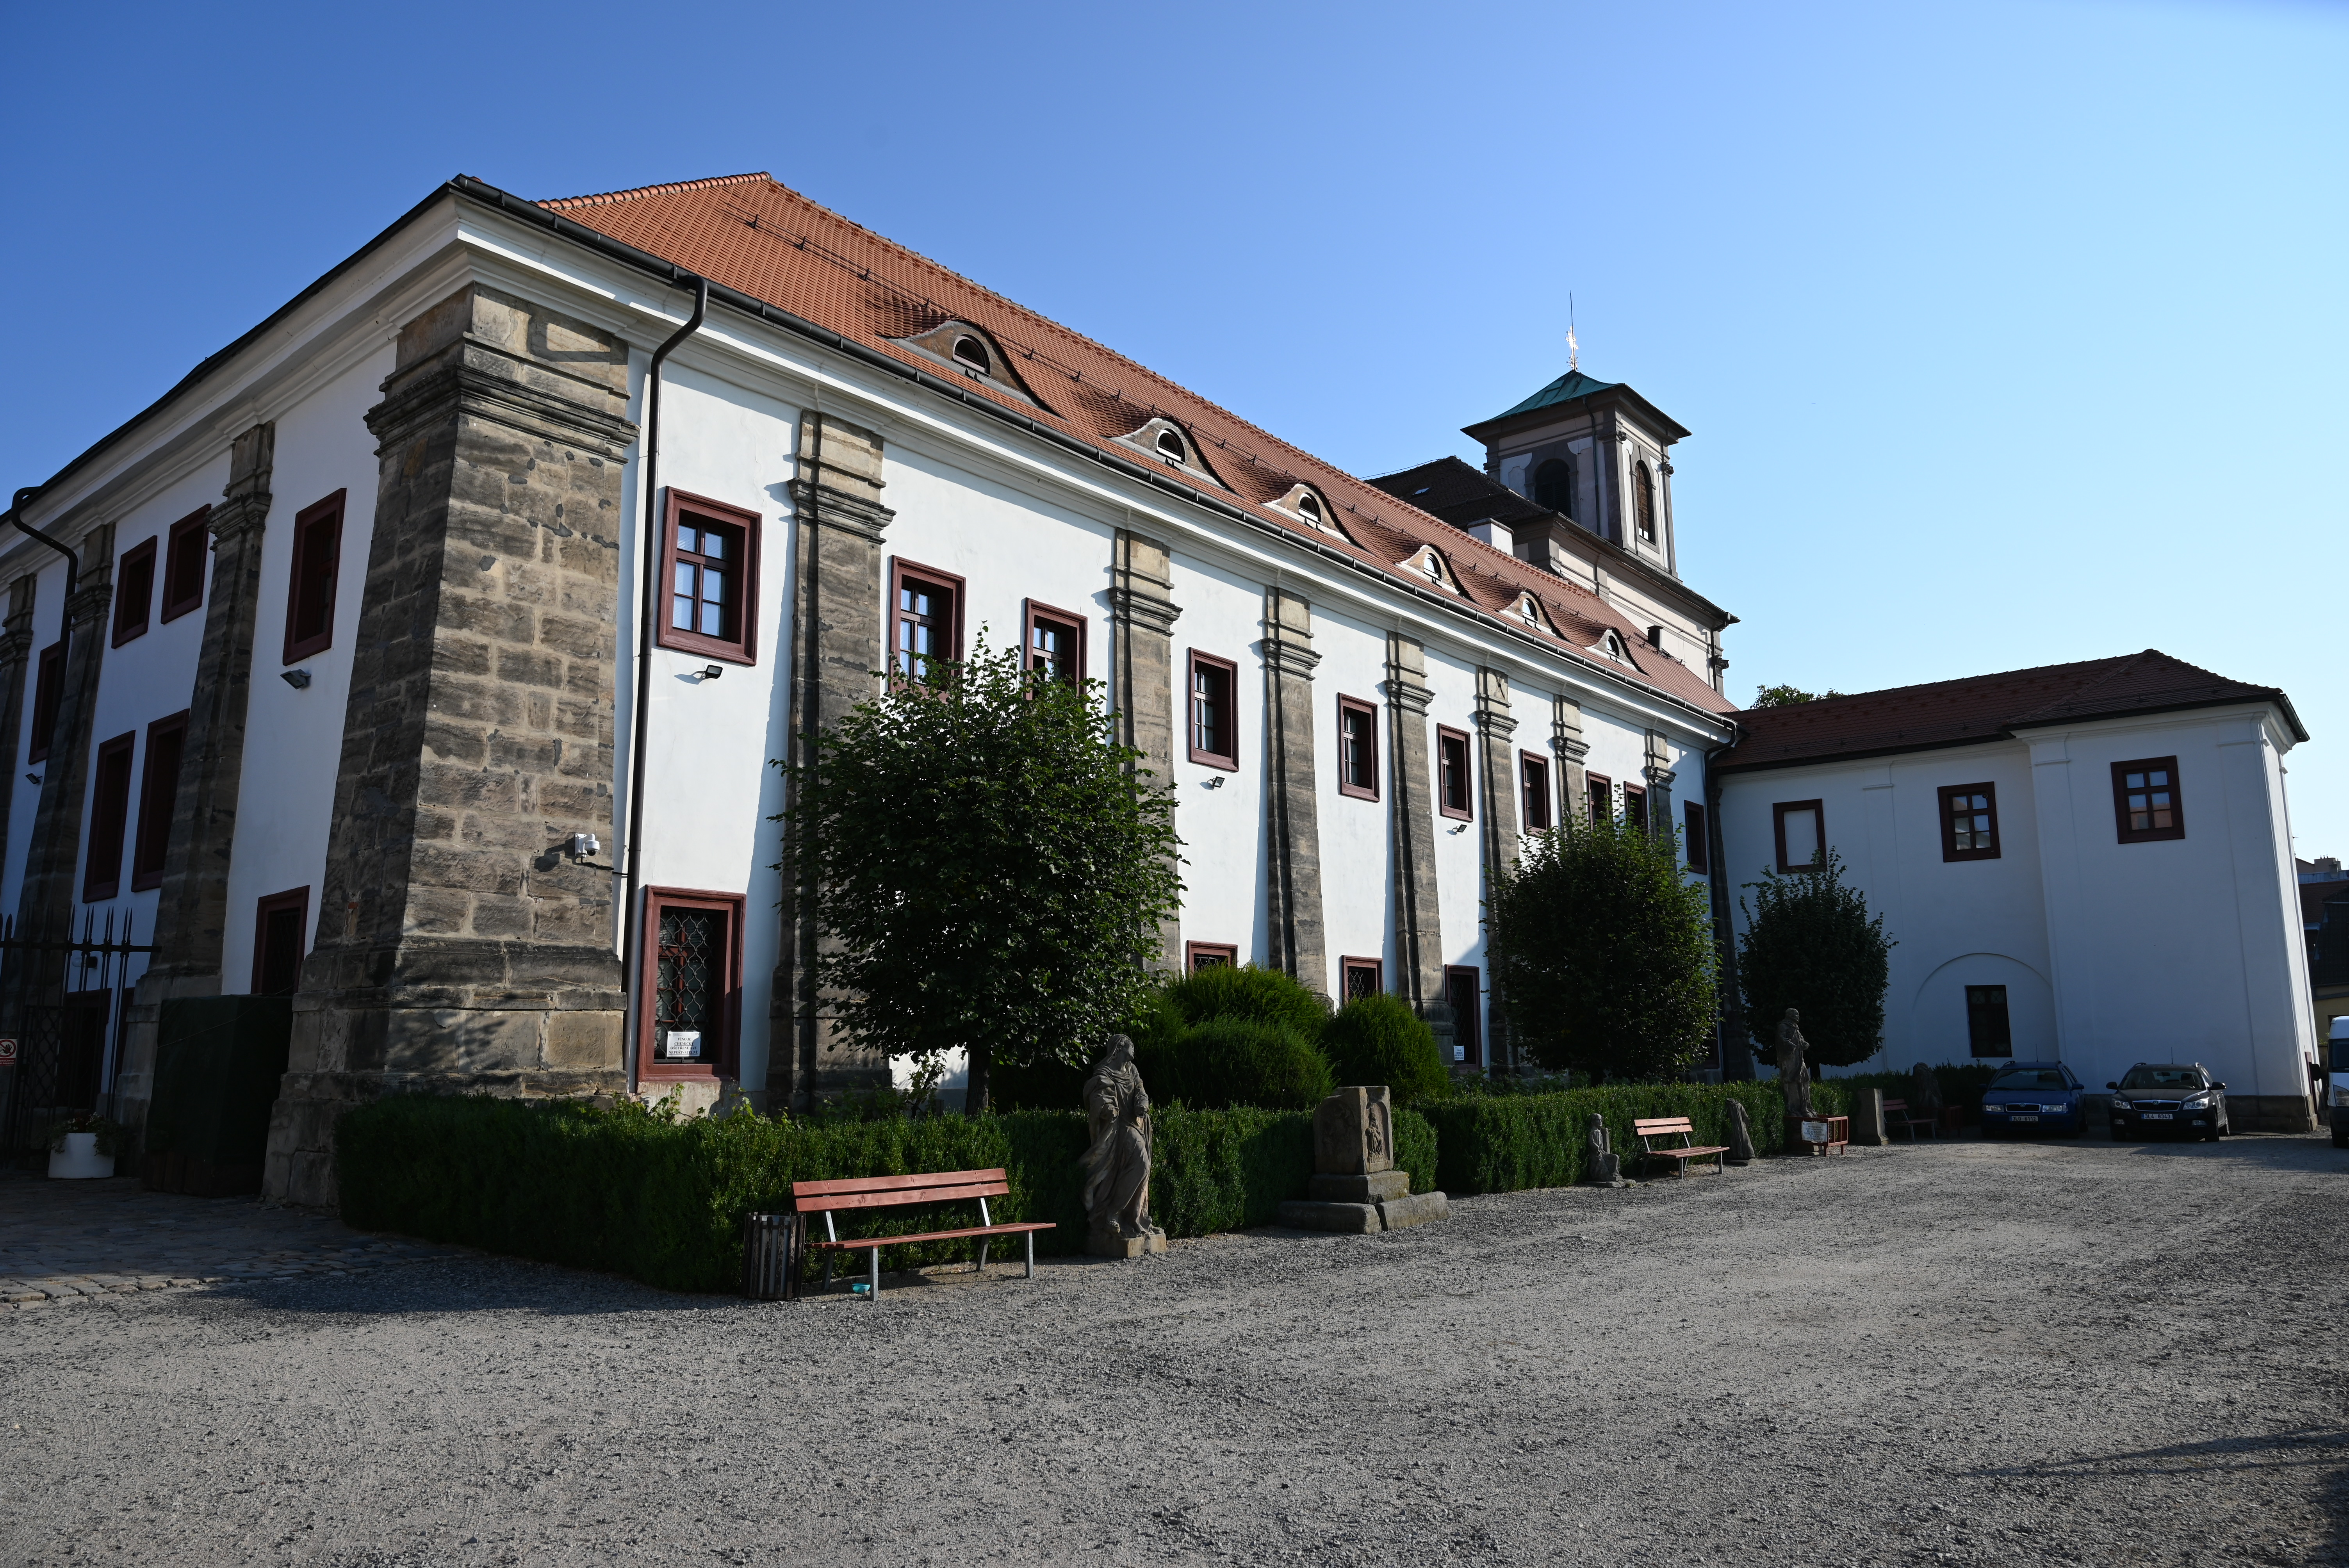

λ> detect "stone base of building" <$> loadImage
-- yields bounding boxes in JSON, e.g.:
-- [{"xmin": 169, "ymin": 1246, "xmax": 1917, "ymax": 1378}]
[{"xmin": 2227, "ymin": 1094, "xmax": 2316, "ymax": 1134}]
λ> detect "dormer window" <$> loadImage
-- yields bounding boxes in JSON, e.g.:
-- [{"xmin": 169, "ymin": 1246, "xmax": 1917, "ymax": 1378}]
[
  {"xmin": 1513, "ymin": 593, "xmax": 1549, "ymax": 631},
  {"xmin": 951, "ymin": 335, "xmax": 991, "ymax": 374},
  {"xmin": 1269, "ymin": 483, "xmax": 1346, "ymax": 538},
  {"xmin": 1156, "ymin": 428, "xmax": 1186, "ymax": 463},
  {"xmin": 1401, "ymin": 545, "xmax": 1456, "ymax": 590},
  {"xmin": 1116, "ymin": 417, "xmax": 1226, "ymax": 487},
  {"xmin": 1297, "ymin": 492, "xmax": 1322, "ymax": 523},
  {"xmin": 885, "ymin": 320, "xmax": 1046, "ymax": 408}
]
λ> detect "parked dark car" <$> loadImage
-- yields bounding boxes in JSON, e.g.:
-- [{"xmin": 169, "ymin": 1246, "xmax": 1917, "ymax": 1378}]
[
  {"xmin": 2107, "ymin": 1063, "xmax": 2228, "ymax": 1141},
  {"xmin": 1980, "ymin": 1062, "xmax": 2087, "ymax": 1136}
]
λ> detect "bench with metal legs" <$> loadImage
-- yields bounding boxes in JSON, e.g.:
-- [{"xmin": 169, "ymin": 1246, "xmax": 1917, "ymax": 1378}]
[{"xmin": 795, "ymin": 1169, "xmax": 1053, "ymax": 1299}]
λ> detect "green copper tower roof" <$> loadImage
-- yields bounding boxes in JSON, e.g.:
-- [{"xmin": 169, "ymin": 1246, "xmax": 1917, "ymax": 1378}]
[{"xmin": 1485, "ymin": 369, "xmax": 1621, "ymax": 423}]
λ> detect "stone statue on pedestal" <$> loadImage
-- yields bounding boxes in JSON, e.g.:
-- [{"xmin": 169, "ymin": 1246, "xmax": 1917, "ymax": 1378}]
[
  {"xmin": 1910, "ymin": 1061, "xmax": 1944, "ymax": 1117},
  {"xmin": 1775, "ymin": 1009, "xmax": 1817, "ymax": 1121},
  {"xmin": 1586, "ymin": 1113, "xmax": 1626, "ymax": 1187},
  {"xmin": 1080, "ymin": 1035, "xmax": 1165, "ymax": 1258},
  {"xmin": 1723, "ymin": 1098, "xmax": 1756, "ymax": 1165}
]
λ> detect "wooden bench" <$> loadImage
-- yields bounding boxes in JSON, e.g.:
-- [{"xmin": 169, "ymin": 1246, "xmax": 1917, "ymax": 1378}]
[
  {"xmin": 791, "ymin": 1169, "xmax": 1054, "ymax": 1299},
  {"xmin": 1634, "ymin": 1117, "xmax": 1730, "ymax": 1178},
  {"xmin": 1884, "ymin": 1098, "xmax": 1939, "ymax": 1140}
]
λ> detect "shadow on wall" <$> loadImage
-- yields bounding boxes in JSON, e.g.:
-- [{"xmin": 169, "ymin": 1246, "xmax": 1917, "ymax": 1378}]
[{"xmin": 1903, "ymin": 952, "xmax": 2055, "ymax": 1067}]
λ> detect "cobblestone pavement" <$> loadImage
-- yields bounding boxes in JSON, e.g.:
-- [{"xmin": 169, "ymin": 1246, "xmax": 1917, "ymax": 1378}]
[{"xmin": 0, "ymin": 1173, "xmax": 454, "ymax": 1306}]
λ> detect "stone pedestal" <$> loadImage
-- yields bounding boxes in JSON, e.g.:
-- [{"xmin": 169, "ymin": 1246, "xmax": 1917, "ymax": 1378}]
[
  {"xmin": 1281, "ymin": 1085, "xmax": 1448, "ymax": 1233},
  {"xmin": 1850, "ymin": 1088, "xmax": 1889, "ymax": 1146},
  {"xmin": 1088, "ymin": 1226, "xmax": 1169, "ymax": 1259}
]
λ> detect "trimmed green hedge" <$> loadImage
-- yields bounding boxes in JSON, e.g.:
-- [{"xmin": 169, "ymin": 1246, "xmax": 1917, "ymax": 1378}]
[
  {"xmin": 337, "ymin": 1096, "xmax": 1440, "ymax": 1294},
  {"xmin": 1422, "ymin": 1081, "xmax": 1789, "ymax": 1195}
]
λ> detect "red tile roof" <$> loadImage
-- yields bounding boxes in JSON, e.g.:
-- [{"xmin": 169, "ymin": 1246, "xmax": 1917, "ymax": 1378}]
[
  {"xmin": 1718, "ymin": 650, "xmax": 2303, "ymax": 772},
  {"xmin": 533, "ymin": 173, "xmax": 1734, "ymax": 717}
]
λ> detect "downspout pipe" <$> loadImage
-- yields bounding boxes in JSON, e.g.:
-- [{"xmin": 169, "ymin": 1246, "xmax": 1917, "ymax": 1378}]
[
  {"xmin": 620, "ymin": 278, "xmax": 708, "ymax": 1090},
  {"xmin": 4, "ymin": 486, "xmax": 79, "ymax": 671},
  {"xmin": 1703, "ymin": 732, "xmax": 1748, "ymax": 1079}
]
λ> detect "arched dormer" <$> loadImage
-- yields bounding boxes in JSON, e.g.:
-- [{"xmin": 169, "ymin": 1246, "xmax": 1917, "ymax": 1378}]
[
  {"xmin": 886, "ymin": 320, "xmax": 1046, "ymax": 407},
  {"xmin": 1114, "ymin": 416, "xmax": 1226, "ymax": 488},
  {"xmin": 1508, "ymin": 591, "xmax": 1556, "ymax": 635},
  {"xmin": 1267, "ymin": 482, "xmax": 1349, "ymax": 540},
  {"xmin": 1400, "ymin": 543, "xmax": 1461, "ymax": 593}
]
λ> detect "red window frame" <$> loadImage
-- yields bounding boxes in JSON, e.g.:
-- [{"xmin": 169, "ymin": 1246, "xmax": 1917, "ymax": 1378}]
[
  {"xmin": 282, "ymin": 490, "xmax": 345, "ymax": 664},
  {"xmin": 82, "ymin": 731, "xmax": 136, "ymax": 902},
  {"xmin": 1966, "ymin": 985, "xmax": 2013, "ymax": 1057},
  {"xmin": 1436, "ymin": 727, "xmax": 1473, "ymax": 821},
  {"xmin": 1585, "ymin": 771, "xmax": 1612, "ymax": 822},
  {"xmin": 889, "ymin": 558, "xmax": 966, "ymax": 685},
  {"xmin": 130, "ymin": 711, "xmax": 189, "ymax": 891},
  {"xmin": 252, "ymin": 886, "xmax": 311, "ymax": 995},
  {"xmin": 27, "ymin": 641, "xmax": 62, "ymax": 764},
  {"xmin": 1022, "ymin": 599, "xmax": 1087, "ymax": 686},
  {"xmin": 1340, "ymin": 957, "xmax": 1383, "ymax": 1001},
  {"xmin": 659, "ymin": 490, "xmax": 762, "ymax": 665},
  {"xmin": 1187, "ymin": 651, "xmax": 1239, "ymax": 770},
  {"xmin": 1445, "ymin": 966, "xmax": 1482, "ymax": 1067},
  {"xmin": 1773, "ymin": 799, "xmax": 1826, "ymax": 872},
  {"xmin": 1337, "ymin": 695, "xmax": 1379, "ymax": 801},
  {"xmin": 160, "ymin": 507, "xmax": 210, "ymax": 624},
  {"xmin": 1185, "ymin": 941, "xmax": 1239, "ymax": 971},
  {"xmin": 637, "ymin": 886, "xmax": 745, "ymax": 1083},
  {"xmin": 2111, "ymin": 757, "xmax": 2184, "ymax": 844},
  {"xmin": 112, "ymin": 537, "xmax": 156, "ymax": 648},
  {"xmin": 1624, "ymin": 782, "xmax": 1647, "ymax": 835},
  {"xmin": 1683, "ymin": 801, "xmax": 1709, "ymax": 872},
  {"xmin": 1938, "ymin": 782, "xmax": 2001, "ymax": 862},
  {"xmin": 1520, "ymin": 751, "xmax": 1553, "ymax": 830}
]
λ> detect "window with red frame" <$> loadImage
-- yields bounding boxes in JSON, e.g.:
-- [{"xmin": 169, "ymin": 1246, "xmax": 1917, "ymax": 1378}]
[
  {"xmin": 1341, "ymin": 957, "xmax": 1382, "ymax": 1000},
  {"xmin": 82, "ymin": 732, "xmax": 136, "ymax": 902},
  {"xmin": 638, "ymin": 888, "xmax": 743, "ymax": 1080},
  {"xmin": 1773, "ymin": 799, "xmax": 1826, "ymax": 871},
  {"xmin": 1023, "ymin": 600, "xmax": 1085, "ymax": 686},
  {"xmin": 112, "ymin": 538, "xmax": 156, "ymax": 648},
  {"xmin": 1337, "ymin": 697, "xmax": 1378, "ymax": 800},
  {"xmin": 252, "ymin": 887, "xmax": 310, "ymax": 995},
  {"xmin": 283, "ymin": 490, "xmax": 344, "ymax": 663},
  {"xmin": 891, "ymin": 559, "xmax": 963, "ymax": 684},
  {"xmin": 27, "ymin": 642, "xmax": 62, "ymax": 764},
  {"xmin": 1586, "ymin": 771, "xmax": 1612, "ymax": 823},
  {"xmin": 130, "ymin": 711, "xmax": 189, "ymax": 891},
  {"xmin": 1186, "ymin": 941, "xmax": 1238, "ymax": 971},
  {"xmin": 1520, "ymin": 752, "xmax": 1553, "ymax": 830},
  {"xmin": 661, "ymin": 492, "xmax": 761, "ymax": 663},
  {"xmin": 1445, "ymin": 966, "xmax": 1481, "ymax": 1066},
  {"xmin": 2111, "ymin": 758, "xmax": 2184, "ymax": 843},
  {"xmin": 1939, "ymin": 782, "xmax": 2000, "ymax": 861},
  {"xmin": 1188, "ymin": 652, "xmax": 1238, "ymax": 769},
  {"xmin": 160, "ymin": 508, "xmax": 210, "ymax": 623},
  {"xmin": 1683, "ymin": 801, "xmax": 1709, "ymax": 872},
  {"xmin": 1436, "ymin": 727, "xmax": 1472, "ymax": 820},
  {"xmin": 1624, "ymin": 782, "xmax": 1647, "ymax": 835}
]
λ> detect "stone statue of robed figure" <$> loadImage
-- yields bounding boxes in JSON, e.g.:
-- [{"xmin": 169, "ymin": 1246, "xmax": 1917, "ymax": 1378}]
[
  {"xmin": 1775, "ymin": 1008, "xmax": 1817, "ymax": 1121},
  {"xmin": 1080, "ymin": 1035, "xmax": 1166, "ymax": 1258}
]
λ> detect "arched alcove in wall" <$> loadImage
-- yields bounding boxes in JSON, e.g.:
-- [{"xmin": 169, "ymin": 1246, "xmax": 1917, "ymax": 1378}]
[{"xmin": 1902, "ymin": 952, "xmax": 2057, "ymax": 1067}]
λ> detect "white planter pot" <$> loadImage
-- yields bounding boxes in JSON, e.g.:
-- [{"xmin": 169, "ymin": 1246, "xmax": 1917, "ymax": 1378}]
[{"xmin": 48, "ymin": 1131, "xmax": 115, "ymax": 1180}]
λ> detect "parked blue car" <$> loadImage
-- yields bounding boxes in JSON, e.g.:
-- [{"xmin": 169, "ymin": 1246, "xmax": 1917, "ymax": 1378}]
[{"xmin": 1979, "ymin": 1062, "xmax": 2087, "ymax": 1137}]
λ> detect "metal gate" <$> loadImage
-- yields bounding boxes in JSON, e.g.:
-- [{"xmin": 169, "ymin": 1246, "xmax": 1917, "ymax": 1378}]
[{"xmin": 0, "ymin": 909, "xmax": 152, "ymax": 1169}]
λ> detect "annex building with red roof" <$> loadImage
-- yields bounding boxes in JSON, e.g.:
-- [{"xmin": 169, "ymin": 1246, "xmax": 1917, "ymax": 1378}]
[
  {"xmin": 1715, "ymin": 651, "xmax": 2317, "ymax": 1129},
  {"xmin": 0, "ymin": 170, "xmax": 2319, "ymax": 1192}
]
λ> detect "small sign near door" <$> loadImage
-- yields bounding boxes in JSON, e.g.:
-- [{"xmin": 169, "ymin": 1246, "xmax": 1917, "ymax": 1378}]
[
  {"xmin": 663, "ymin": 1030, "xmax": 702, "ymax": 1060},
  {"xmin": 0, "ymin": 1037, "xmax": 14, "ymax": 1066}
]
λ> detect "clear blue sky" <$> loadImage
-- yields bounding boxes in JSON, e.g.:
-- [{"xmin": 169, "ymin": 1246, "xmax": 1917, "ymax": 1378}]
[{"xmin": 6, "ymin": 0, "xmax": 2344, "ymax": 848}]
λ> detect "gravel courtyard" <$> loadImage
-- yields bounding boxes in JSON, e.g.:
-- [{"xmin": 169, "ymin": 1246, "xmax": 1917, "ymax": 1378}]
[{"xmin": 4, "ymin": 1131, "xmax": 2345, "ymax": 1566}]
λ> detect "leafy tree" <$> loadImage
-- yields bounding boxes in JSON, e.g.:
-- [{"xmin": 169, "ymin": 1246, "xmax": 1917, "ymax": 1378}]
[
  {"xmin": 777, "ymin": 638, "xmax": 1182, "ymax": 1114},
  {"xmin": 1486, "ymin": 810, "xmax": 1718, "ymax": 1081},
  {"xmin": 1321, "ymin": 992, "xmax": 1451, "ymax": 1105},
  {"xmin": 1750, "ymin": 683, "xmax": 1848, "ymax": 708},
  {"xmin": 1736, "ymin": 848, "xmax": 1893, "ymax": 1070}
]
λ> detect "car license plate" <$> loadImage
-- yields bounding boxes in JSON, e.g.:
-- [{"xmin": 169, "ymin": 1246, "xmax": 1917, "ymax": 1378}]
[
  {"xmin": 2143, "ymin": 1112, "xmax": 2173, "ymax": 1121},
  {"xmin": 2010, "ymin": 1114, "xmax": 2039, "ymax": 1123}
]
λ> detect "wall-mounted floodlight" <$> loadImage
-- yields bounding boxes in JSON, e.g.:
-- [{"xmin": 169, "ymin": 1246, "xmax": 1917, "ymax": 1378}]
[
  {"xmin": 699, "ymin": 665, "xmax": 724, "ymax": 680},
  {"xmin": 282, "ymin": 668, "xmax": 312, "ymax": 690}
]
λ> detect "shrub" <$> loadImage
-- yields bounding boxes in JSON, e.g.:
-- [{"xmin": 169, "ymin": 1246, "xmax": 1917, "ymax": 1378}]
[
  {"xmin": 1738, "ymin": 848, "xmax": 1894, "ymax": 1069},
  {"xmin": 1421, "ymin": 1081, "xmax": 1786, "ymax": 1195},
  {"xmin": 336, "ymin": 1092, "xmax": 1440, "ymax": 1295},
  {"xmin": 1140, "ymin": 1016, "xmax": 1334, "ymax": 1110},
  {"xmin": 1321, "ymin": 993, "xmax": 1450, "ymax": 1105},
  {"xmin": 1487, "ymin": 809, "xmax": 1718, "ymax": 1081},
  {"xmin": 1161, "ymin": 963, "xmax": 1330, "ymax": 1044}
]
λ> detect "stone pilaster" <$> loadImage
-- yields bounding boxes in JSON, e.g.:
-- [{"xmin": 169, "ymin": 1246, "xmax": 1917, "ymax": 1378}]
[
  {"xmin": 1643, "ymin": 729, "xmax": 1677, "ymax": 845},
  {"xmin": 264, "ymin": 284, "xmax": 637, "ymax": 1206},
  {"xmin": 1261, "ymin": 588, "xmax": 1327, "ymax": 998},
  {"xmin": 0, "ymin": 576, "xmax": 38, "ymax": 887},
  {"xmin": 1110, "ymin": 529, "xmax": 1181, "ymax": 969},
  {"xmin": 776, "ymin": 411, "xmax": 894, "ymax": 1110},
  {"xmin": 1553, "ymin": 697, "xmax": 1591, "ymax": 821},
  {"xmin": 1473, "ymin": 668, "xmax": 1518, "ymax": 1071},
  {"xmin": 1383, "ymin": 634, "xmax": 1453, "ymax": 1054},
  {"xmin": 116, "ymin": 425, "xmax": 276, "ymax": 1151},
  {"xmin": 13, "ymin": 527, "xmax": 114, "ymax": 941}
]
